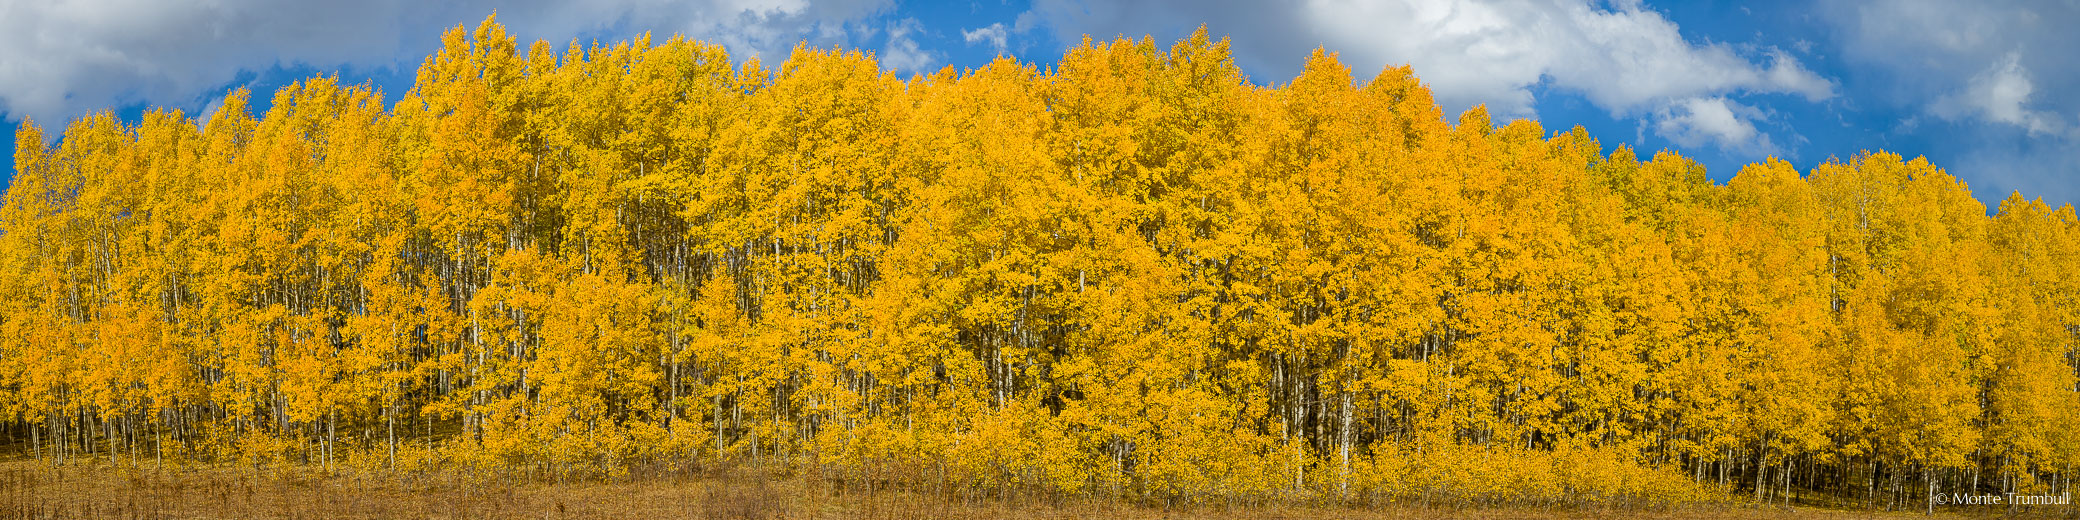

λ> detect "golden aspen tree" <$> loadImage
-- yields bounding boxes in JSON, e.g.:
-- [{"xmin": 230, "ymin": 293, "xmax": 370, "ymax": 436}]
[
  {"xmin": 1985, "ymin": 194, "xmax": 2077, "ymax": 495},
  {"xmin": 0, "ymin": 120, "xmax": 62, "ymax": 462},
  {"xmin": 1719, "ymin": 158, "xmax": 1838, "ymax": 502}
]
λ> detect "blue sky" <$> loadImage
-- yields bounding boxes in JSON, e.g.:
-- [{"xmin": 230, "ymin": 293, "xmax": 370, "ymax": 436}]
[{"xmin": 3, "ymin": 0, "xmax": 2077, "ymax": 209}]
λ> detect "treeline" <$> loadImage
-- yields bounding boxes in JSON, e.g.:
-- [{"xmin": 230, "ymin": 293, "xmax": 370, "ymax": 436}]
[{"xmin": 1, "ymin": 17, "xmax": 2077, "ymax": 510}]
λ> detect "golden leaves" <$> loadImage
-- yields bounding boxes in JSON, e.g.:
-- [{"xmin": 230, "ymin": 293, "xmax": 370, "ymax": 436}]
[{"xmin": 0, "ymin": 17, "xmax": 2075, "ymax": 507}]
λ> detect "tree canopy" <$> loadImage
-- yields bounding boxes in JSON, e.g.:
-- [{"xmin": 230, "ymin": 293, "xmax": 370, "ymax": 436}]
[{"xmin": 2, "ymin": 16, "xmax": 2075, "ymax": 509}]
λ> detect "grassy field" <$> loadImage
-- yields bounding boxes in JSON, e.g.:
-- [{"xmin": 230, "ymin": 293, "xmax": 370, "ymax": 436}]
[{"xmin": 0, "ymin": 460, "xmax": 2041, "ymax": 519}]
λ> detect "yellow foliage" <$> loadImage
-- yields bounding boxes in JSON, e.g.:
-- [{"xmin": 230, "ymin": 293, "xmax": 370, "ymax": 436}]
[{"xmin": 1, "ymin": 15, "xmax": 2075, "ymax": 510}]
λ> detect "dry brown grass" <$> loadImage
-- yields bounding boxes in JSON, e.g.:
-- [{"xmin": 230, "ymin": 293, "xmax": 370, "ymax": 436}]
[{"xmin": 0, "ymin": 460, "xmax": 2046, "ymax": 519}]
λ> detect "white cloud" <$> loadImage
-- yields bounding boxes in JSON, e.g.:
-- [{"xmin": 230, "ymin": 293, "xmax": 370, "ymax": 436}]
[
  {"xmin": 878, "ymin": 18, "xmax": 935, "ymax": 74},
  {"xmin": 1934, "ymin": 52, "xmax": 2062, "ymax": 136},
  {"xmin": 1831, "ymin": 0, "xmax": 2080, "ymax": 205},
  {"xmin": 0, "ymin": 0, "xmax": 892, "ymax": 126},
  {"xmin": 1654, "ymin": 97, "xmax": 1775, "ymax": 155},
  {"xmin": 1021, "ymin": 0, "xmax": 1832, "ymax": 156},
  {"xmin": 1308, "ymin": 0, "xmax": 1834, "ymax": 117},
  {"xmin": 1834, "ymin": 1, "xmax": 2080, "ymax": 135},
  {"xmin": 1760, "ymin": 50, "xmax": 1834, "ymax": 103},
  {"xmin": 963, "ymin": 22, "xmax": 1009, "ymax": 55}
]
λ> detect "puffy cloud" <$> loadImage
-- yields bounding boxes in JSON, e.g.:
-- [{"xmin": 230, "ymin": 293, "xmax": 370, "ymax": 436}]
[
  {"xmin": 878, "ymin": 18, "xmax": 935, "ymax": 74},
  {"xmin": 1835, "ymin": 1, "xmax": 2076, "ymax": 109},
  {"xmin": 962, "ymin": 22, "xmax": 1009, "ymax": 55},
  {"xmin": 1840, "ymin": 1, "xmax": 2075, "ymax": 135},
  {"xmin": 0, "ymin": 0, "xmax": 891, "ymax": 125},
  {"xmin": 1303, "ymin": 0, "xmax": 1831, "ymax": 117},
  {"xmin": 1830, "ymin": 0, "xmax": 2080, "ymax": 204},
  {"xmin": 1933, "ymin": 52, "xmax": 2062, "ymax": 136},
  {"xmin": 1653, "ymin": 97, "xmax": 1775, "ymax": 155},
  {"xmin": 1019, "ymin": 0, "xmax": 1831, "ymax": 156}
]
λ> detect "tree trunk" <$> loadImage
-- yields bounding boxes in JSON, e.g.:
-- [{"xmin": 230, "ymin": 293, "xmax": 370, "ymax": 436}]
[
  {"xmin": 1924, "ymin": 466, "xmax": 1935, "ymax": 515},
  {"xmin": 327, "ymin": 411, "xmax": 337, "ymax": 474},
  {"xmin": 1338, "ymin": 389, "xmax": 1352, "ymax": 497},
  {"xmin": 1755, "ymin": 447, "xmax": 1768, "ymax": 504}
]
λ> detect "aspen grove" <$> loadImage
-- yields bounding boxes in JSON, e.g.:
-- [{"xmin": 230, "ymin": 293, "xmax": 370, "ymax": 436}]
[{"xmin": 2, "ymin": 17, "xmax": 2077, "ymax": 509}]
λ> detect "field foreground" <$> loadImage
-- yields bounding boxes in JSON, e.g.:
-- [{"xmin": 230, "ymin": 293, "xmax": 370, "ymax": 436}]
[{"xmin": 0, "ymin": 461, "xmax": 2025, "ymax": 520}]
